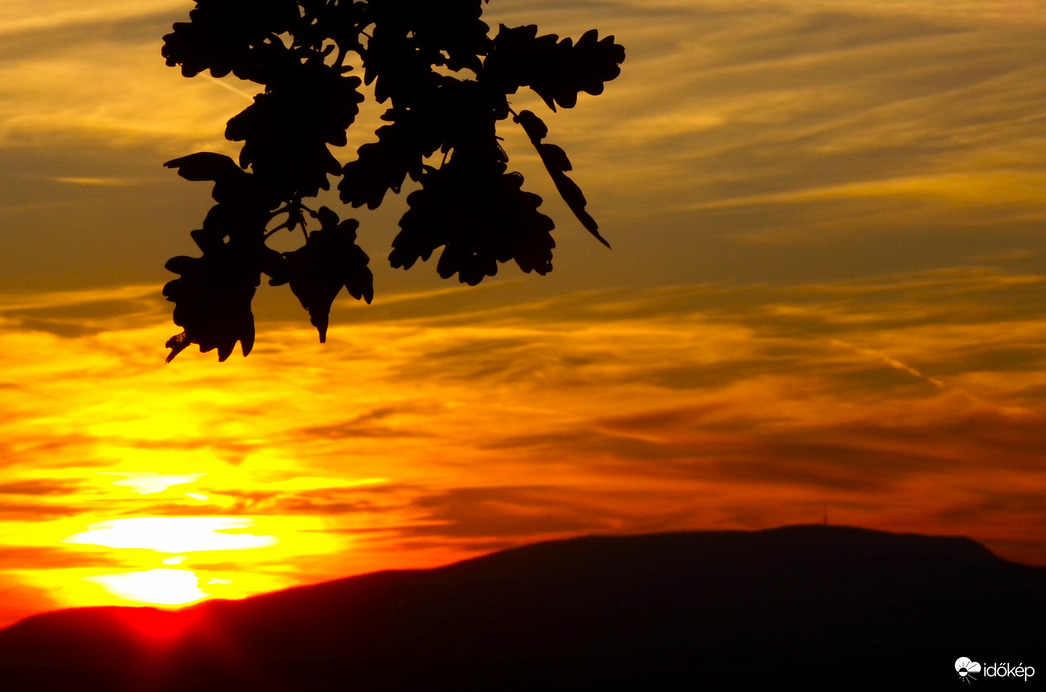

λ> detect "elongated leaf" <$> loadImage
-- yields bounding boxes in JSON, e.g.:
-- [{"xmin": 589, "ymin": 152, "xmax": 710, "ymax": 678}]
[{"xmin": 513, "ymin": 110, "xmax": 610, "ymax": 248}]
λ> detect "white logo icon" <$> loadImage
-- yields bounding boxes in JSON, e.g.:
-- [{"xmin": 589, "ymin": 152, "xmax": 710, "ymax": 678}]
[{"xmin": 956, "ymin": 657, "xmax": 982, "ymax": 683}]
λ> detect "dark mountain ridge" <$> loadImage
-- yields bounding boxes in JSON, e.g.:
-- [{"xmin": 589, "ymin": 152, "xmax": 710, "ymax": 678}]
[{"xmin": 1, "ymin": 525, "xmax": 1043, "ymax": 690}]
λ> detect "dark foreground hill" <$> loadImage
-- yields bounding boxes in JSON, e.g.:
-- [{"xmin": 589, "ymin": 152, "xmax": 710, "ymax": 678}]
[{"xmin": 1, "ymin": 525, "xmax": 1043, "ymax": 690}]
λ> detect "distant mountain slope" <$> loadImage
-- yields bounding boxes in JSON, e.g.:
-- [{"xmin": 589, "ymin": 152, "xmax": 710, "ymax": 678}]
[{"xmin": 1, "ymin": 525, "xmax": 1043, "ymax": 690}]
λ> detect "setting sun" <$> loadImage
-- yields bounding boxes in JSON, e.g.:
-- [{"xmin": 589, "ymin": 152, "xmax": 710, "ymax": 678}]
[
  {"xmin": 64, "ymin": 518, "xmax": 279, "ymax": 554},
  {"xmin": 104, "ymin": 472, "xmax": 206, "ymax": 495},
  {"xmin": 85, "ymin": 569, "xmax": 207, "ymax": 606}
]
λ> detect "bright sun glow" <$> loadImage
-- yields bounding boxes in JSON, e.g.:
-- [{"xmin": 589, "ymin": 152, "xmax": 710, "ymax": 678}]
[
  {"xmin": 85, "ymin": 569, "xmax": 208, "ymax": 606},
  {"xmin": 103, "ymin": 472, "xmax": 206, "ymax": 495},
  {"xmin": 64, "ymin": 517, "xmax": 279, "ymax": 553}
]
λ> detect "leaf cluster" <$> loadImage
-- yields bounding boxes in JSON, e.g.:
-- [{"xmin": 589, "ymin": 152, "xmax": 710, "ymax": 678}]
[{"xmin": 161, "ymin": 0, "xmax": 624, "ymax": 361}]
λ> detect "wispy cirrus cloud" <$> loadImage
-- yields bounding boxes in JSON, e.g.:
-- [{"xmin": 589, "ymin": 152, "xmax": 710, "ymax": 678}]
[
  {"xmin": 0, "ymin": 1, "xmax": 183, "ymax": 36},
  {"xmin": 0, "ymin": 265, "xmax": 1044, "ymax": 624}
]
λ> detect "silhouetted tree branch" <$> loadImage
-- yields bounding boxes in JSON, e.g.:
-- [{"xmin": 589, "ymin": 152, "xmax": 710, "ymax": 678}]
[{"xmin": 161, "ymin": 0, "xmax": 625, "ymax": 362}]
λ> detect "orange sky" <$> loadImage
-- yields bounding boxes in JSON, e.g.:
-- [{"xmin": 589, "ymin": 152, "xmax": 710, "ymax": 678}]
[{"xmin": 2, "ymin": 0, "xmax": 1046, "ymax": 628}]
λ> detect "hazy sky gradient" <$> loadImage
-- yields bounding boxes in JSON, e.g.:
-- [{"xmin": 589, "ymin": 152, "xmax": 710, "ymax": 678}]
[{"xmin": 1, "ymin": 0, "xmax": 1045, "ymax": 627}]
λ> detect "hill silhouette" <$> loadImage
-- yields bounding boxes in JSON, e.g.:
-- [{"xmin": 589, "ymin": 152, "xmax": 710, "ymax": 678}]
[{"xmin": 1, "ymin": 525, "xmax": 1043, "ymax": 690}]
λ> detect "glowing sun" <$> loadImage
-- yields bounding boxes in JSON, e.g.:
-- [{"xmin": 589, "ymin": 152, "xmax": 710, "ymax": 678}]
[{"xmin": 85, "ymin": 568, "xmax": 208, "ymax": 606}]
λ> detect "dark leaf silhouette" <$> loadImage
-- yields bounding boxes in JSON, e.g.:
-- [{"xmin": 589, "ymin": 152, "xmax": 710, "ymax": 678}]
[
  {"xmin": 226, "ymin": 60, "xmax": 364, "ymax": 199},
  {"xmin": 338, "ymin": 109, "xmax": 440, "ymax": 210},
  {"xmin": 164, "ymin": 152, "xmax": 256, "ymax": 205},
  {"xmin": 161, "ymin": 0, "xmax": 301, "ymax": 80},
  {"xmin": 163, "ymin": 241, "xmax": 265, "ymax": 363},
  {"xmin": 513, "ymin": 110, "xmax": 609, "ymax": 248},
  {"xmin": 390, "ymin": 149, "xmax": 555, "ymax": 286},
  {"xmin": 485, "ymin": 25, "xmax": 626, "ymax": 111},
  {"xmin": 271, "ymin": 207, "xmax": 374, "ymax": 342},
  {"xmin": 161, "ymin": 0, "xmax": 624, "ymax": 361}
]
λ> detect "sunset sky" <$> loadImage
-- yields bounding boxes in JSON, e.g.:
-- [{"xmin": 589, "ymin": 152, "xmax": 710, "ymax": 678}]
[{"xmin": 2, "ymin": 0, "xmax": 1046, "ymax": 628}]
